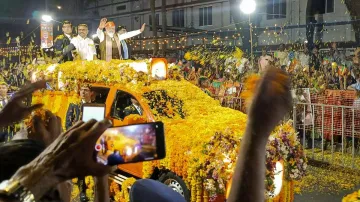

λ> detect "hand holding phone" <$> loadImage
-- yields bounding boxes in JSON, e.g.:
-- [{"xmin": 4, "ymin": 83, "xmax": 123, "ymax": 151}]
[
  {"xmin": 82, "ymin": 104, "xmax": 106, "ymax": 122},
  {"xmin": 94, "ymin": 122, "xmax": 166, "ymax": 166}
]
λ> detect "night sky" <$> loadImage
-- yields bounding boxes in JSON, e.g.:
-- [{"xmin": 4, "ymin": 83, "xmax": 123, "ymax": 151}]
[{"xmin": 0, "ymin": 0, "xmax": 65, "ymax": 44}]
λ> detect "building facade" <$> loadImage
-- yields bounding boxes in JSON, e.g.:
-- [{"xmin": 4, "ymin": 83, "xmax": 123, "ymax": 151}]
[{"xmin": 84, "ymin": 0, "xmax": 355, "ymax": 53}]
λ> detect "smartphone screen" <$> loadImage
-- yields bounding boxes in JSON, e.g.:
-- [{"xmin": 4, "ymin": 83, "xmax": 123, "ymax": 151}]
[
  {"xmin": 94, "ymin": 122, "xmax": 166, "ymax": 166},
  {"xmin": 82, "ymin": 104, "xmax": 106, "ymax": 122}
]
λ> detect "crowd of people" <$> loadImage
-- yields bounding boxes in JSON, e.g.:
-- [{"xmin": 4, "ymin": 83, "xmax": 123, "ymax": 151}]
[{"xmin": 175, "ymin": 42, "xmax": 360, "ymax": 100}]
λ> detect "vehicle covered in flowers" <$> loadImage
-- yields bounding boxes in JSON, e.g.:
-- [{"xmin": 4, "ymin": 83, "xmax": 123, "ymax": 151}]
[{"xmin": 29, "ymin": 59, "xmax": 307, "ymax": 202}]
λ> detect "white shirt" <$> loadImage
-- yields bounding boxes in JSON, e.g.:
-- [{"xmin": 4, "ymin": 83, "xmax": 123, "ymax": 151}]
[
  {"xmin": 70, "ymin": 35, "xmax": 96, "ymax": 61},
  {"xmin": 64, "ymin": 33, "xmax": 72, "ymax": 39},
  {"xmin": 96, "ymin": 28, "xmax": 141, "ymax": 42}
]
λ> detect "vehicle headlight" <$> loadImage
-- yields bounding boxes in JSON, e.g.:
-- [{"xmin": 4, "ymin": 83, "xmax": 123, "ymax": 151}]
[{"xmin": 273, "ymin": 161, "xmax": 284, "ymax": 197}]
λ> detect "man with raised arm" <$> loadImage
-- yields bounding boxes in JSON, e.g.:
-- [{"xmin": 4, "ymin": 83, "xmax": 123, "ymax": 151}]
[{"xmin": 96, "ymin": 18, "xmax": 145, "ymax": 61}]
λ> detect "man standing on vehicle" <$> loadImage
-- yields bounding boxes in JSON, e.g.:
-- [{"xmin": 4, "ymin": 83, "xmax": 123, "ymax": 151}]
[
  {"xmin": 96, "ymin": 18, "xmax": 145, "ymax": 61},
  {"xmin": 62, "ymin": 24, "xmax": 97, "ymax": 61},
  {"xmin": 116, "ymin": 25, "xmax": 132, "ymax": 60},
  {"xmin": 54, "ymin": 21, "xmax": 75, "ymax": 62}
]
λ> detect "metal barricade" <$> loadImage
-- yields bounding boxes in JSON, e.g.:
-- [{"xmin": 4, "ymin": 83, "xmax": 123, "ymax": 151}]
[
  {"xmin": 294, "ymin": 102, "xmax": 360, "ymax": 170},
  {"xmin": 214, "ymin": 95, "xmax": 360, "ymax": 169}
]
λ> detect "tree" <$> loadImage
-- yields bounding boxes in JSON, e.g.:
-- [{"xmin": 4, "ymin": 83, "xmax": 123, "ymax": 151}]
[
  {"xmin": 161, "ymin": 0, "xmax": 167, "ymax": 56},
  {"xmin": 344, "ymin": 0, "xmax": 360, "ymax": 45},
  {"xmin": 150, "ymin": 0, "xmax": 159, "ymax": 56}
]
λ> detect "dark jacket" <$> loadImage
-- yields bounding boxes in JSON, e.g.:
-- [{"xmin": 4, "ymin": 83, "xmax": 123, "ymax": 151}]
[
  {"xmin": 65, "ymin": 103, "xmax": 81, "ymax": 130},
  {"xmin": 54, "ymin": 34, "xmax": 74, "ymax": 62}
]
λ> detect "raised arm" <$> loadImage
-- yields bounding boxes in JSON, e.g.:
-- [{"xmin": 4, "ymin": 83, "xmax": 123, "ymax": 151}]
[
  {"xmin": 227, "ymin": 67, "xmax": 292, "ymax": 202},
  {"xmin": 118, "ymin": 23, "xmax": 146, "ymax": 41},
  {"xmin": 97, "ymin": 18, "xmax": 107, "ymax": 42}
]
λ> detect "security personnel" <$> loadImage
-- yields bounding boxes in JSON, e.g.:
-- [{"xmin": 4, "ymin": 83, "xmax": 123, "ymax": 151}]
[{"xmin": 54, "ymin": 20, "xmax": 75, "ymax": 62}]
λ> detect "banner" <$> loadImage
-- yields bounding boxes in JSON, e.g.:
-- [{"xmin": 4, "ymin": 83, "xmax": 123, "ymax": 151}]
[{"xmin": 40, "ymin": 23, "xmax": 53, "ymax": 49}]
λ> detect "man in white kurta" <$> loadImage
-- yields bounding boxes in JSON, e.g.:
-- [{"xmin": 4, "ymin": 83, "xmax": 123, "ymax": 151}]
[
  {"xmin": 63, "ymin": 24, "xmax": 97, "ymax": 61},
  {"xmin": 96, "ymin": 18, "xmax": 145, "ymax": 61}
]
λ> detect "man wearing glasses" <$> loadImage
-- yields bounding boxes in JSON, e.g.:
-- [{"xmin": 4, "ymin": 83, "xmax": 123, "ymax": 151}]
[{"xmin": 54, "ymin": 20, "xmax": 75, "ymax": 62}]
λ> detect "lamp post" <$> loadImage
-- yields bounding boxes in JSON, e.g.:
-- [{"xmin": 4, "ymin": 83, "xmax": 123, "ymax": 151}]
[
  {"xmin": 240, "ymin": 0, "xmax": 256, "ymax": 67},
  {"xmin": 41, "ymin": 15, "xmax": 53, "ymax": 22}
]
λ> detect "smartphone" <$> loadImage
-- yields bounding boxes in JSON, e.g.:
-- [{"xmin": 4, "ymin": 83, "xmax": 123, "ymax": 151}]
[
  {"xmin": 94, "ymin": 122, "xmax": 166, "ymax": 166},
  {"xmin": 81, "ymin": 104, "xmax": 106, "ymax": 122}
]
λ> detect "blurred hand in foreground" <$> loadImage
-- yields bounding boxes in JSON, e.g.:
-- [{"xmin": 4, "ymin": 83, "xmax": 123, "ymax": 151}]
[
  {"xmin": 28, "ymin": 110, "xmax": 62, "ymax": 147},
  {"xmin": 11, "ymin": 119, "xmax": 112, "ymax": 200},
  {"xmin": 247, "ymin": 67, "xmax": 292, "ymax": 141},
  {"xmin": 0, "ymin": 80, "xmax": 47, "ymax": 127}
]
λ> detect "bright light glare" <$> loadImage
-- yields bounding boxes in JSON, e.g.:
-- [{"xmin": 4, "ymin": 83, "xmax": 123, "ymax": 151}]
[
  {"xmin": 125, "ymin": 146, "xmax": 133, "ymax": 156},
  {"xmin": 240, "ymin": 0, "xmax": 256, "ymax": 14},
  {"xmin": 57, "ymin": 6, "xmax": 62, "ymax": 9},
  {"xmin": 42, "ymin": 15, "xmax": 53, "ymax": 22},
  {"xmin": 151, "ymin": 61, "xmax": 167, "ymax": 79},
  {"xmin": 273, "ymin": 161, "xmax": 284, "ymax": 197}
]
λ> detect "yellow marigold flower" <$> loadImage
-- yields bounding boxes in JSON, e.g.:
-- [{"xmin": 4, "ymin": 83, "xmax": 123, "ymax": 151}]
[{"xmin": 184, "ymin": 52, "xmax": 192, "ymax": 61}]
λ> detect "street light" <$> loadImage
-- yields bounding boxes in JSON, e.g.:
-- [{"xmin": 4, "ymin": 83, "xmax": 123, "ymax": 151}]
[
  {"xmin": 240, "ymin": 0, "xmax": 256, "ymax": 14},
  {"xmin": 42, "ymin": 15, "xmax": 53, "ymax": 22},
  {"xmin": 240, "ymin": 0, "xmax": 256, "ymax": 67},
  {"xmin": 57, "ymin": 5, "xmax": 62, "ymax": 10}
]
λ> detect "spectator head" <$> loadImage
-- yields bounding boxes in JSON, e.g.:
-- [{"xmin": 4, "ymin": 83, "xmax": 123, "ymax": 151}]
[
  {"xmin": 62, "ymin": 20, "xmax": 73, "ymax": 35},
  {"xmin": 177, "ymin": 60, "xmax": 183, "ymax": 66},
  {"xmin": 279, "ymin": 44, "xmax": 285, "ymax": 51},
  {"xmin": 331, "ymin": 42, "xmax": 337, "ymax": 50},
  {"xmin": 105, "ymin": 21, "xmax": 116, "ymax": 35},
  {"xmin": 80, "ymin": 83, "xmax": 94, "ymax": 103},
  {"xmin": 116, "ymin": 25, "xmax": 127, "ymax": 35},
  {"xmin": 130, "ymin": 179, "xmax": 185, "ymax": 202},
  {"xmin": 198, "ymin": 76, "xmax": 209, "ymax": 88},
  {"xmin": 0, "ymin": 81, "xmax": 8, "ymax": 98},
  {"xmin": 303, "ymin": 44, "xmax": 309, "ymax": 54},
  {"xmin": 262, "ymin": 47, "xmax": 267, "ymax": 56},
  {"xmin": 0, "ymin": 140, "xmax": 45, "ymax": 182},
  {"xmin": 77, "ymin": 24, "xmax": 89, "ymax": 39},
  {"xmin": 312, "ymin": 46, "xmax": 319, "ymax": 55}
]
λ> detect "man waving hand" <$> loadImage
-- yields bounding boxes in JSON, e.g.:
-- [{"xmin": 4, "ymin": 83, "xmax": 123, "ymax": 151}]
[{"xmin": 96, "ymin": 18, "xmax": 145, "ymax": 61}]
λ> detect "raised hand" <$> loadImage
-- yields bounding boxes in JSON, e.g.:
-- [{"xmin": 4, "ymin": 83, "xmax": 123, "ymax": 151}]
[
  {"xmin": 227, "ymin": 67, "xmax": 292, "ymax": 202},
  {"xmin": 247, "ymin": 67, "xmax": 292, "ymax": 139},
  {"xmin": 140, "ymin": 23, "xmax": 146, "ymax": 33},
  {"xmin": 99, "ymin": 18, "xmax": 108, "ymax": 29},
  {"xmin": 28, "ymin": 110, "xmax": 62, "ymax": 147},
  {"xmin": 0, "ymin": 80, "xmax": 47, "ymax": 127},
  {"xmin": 12, "ymin": 119, "xmax": 112, "ymax": 200}
]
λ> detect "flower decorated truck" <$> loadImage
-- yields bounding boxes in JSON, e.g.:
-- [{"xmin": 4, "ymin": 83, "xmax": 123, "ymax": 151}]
[{"xmin": 30, "ymin": 59, "xmax": 307, "ymax": 202}]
